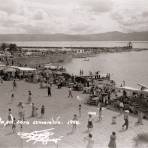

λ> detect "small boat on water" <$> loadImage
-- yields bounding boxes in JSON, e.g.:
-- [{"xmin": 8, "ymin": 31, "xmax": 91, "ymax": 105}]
[{"xmin": 84, "ymin": 58, "xmax": 90, "ymax": 61}]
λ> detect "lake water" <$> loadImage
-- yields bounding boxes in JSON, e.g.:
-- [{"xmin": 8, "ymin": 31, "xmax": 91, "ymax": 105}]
[
  {"xmin": 4, "ymin": 41, "xmax": 148, "ymax": 49},
  {"xmin": 64, "ymin": 50, "xmax": 148, "ymax": 88}
]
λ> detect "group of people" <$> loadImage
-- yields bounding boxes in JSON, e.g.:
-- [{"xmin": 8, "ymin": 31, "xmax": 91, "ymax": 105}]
[
  {"xmin": 5, "ymin": 80, "xmax": 46, "ymax": 133},
  {"xmin": 1, "ymin": 71, "xmax": 144, "ymax": 148}
]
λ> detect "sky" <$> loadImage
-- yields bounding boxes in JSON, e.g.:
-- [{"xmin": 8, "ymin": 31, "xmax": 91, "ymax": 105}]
[{"xmin": 0, "ymin": 0, "xmax": 148, "ymax": 34}]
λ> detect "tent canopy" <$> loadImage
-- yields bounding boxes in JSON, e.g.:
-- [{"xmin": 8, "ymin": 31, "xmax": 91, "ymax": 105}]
[
  {"xmin": 18, "ymin": 67, "xmax": 36, "ymax": 71},
  {"xmin": 10, "ymin": 66, "xmax": 36, "ymax": 71}
]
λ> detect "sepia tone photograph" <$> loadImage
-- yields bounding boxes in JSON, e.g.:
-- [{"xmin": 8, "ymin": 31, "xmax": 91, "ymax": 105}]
[{"xmin": 0, "ymin": 0, "xmax": 148, "ymax": 148}]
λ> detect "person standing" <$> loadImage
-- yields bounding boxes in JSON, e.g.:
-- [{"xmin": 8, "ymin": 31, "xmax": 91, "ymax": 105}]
[
  {"xmin": 31, "ymin": 103, "xmax": 35, "ymax": 117},
  {"xmin": 84, "ymin": 133, "xmax": 94, "ymax": 148},
  {"xmin": 87, "ymin": 114, "xmax": 93, "ymax": 133},
  {"xmin": 47, "ymin": 85, "xmax": 51, "ymax": 97},
  {"xmin": 81, "ymin": 70, "xmax": 84, "ymax": 76},
  {"xmin": 80, "ymin": 69, "xmax": 82, "ymax": 76},
  {"xmin": 108, "ymin": 132, "xmax": 116, "ymax": 148},
  {"xmin": 72, "ymin": 114, "xmax": 78, "ymax": 133},
  {"xmin": 28, "ymin": 90, "xmax": 32, "ymax": 104},
  {"xmin": 0, "ymin": 76, "xmax": 3, "ymax": 84},
  {"xmin": 12, "ymin": 79, "xmax": 17, "ymax": 90},
  {"xmin": 68, "ymin": 87, "xmax": 73, "ymax": 98},
  {"xmin": 5, "ymin": 108, "xmax": 13, "ymax": 126},
  {"xmin": 12, "ymin": 117, "xmax": 16, "ymax": 133},
  {"xmin": 41, "ymin": 105, "xmax": 45, "ymax": 118},
  {"xmin": 98, "ymin": 106, "xmax": 103, "ymax": 121},
  {"xmin": 137, "ymin": 110, "xmax": 143, "ymax": 125},
  {"xmin": 122, "ymin": 110, "xmax": 129, "ymax": 130},
  {"xmin": 10, "ymin": 93, "xmax": 14, "ymax": 103},
  {"xmin": 78, "ymin": 104, "xmax": 82, "ymax": 117},
  {"xmin": 119, "ymin": 101, "xmax": 124, "ymax": 114}
]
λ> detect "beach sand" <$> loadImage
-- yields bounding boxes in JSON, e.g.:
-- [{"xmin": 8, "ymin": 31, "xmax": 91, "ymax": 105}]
[{"xmin": 0, "ymin": 81, "xmax": 148, "ymax": 148}]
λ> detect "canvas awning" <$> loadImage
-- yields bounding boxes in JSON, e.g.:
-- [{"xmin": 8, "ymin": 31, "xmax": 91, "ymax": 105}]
[{"xmin": 18, "ymin": 67, "xmax": 36, "ymax": 71}]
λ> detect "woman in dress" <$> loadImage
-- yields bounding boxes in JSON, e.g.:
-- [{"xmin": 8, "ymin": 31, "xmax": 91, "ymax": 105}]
[
  {"xmin": 108, "ymin": 132, "xmax": 116, "ymax": 148},
  {"xmin": 87, "ymin": 114, "xmax": 93, "ymax": 132}
]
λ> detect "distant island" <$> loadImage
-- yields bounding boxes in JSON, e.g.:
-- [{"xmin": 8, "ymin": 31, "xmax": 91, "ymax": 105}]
[{"xmin": 0, "ymin": 31, "xmax": 148, "ymax": 42}]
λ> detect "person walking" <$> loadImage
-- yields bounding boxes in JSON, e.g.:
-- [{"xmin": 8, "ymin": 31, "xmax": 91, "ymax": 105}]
[
  {"xmin": 68, "ymin": 87, "xmax": 73, "ymax": 98},
  {"xmin": 108, "ymin": 132, "xmax": 116, "ymax": 148},
  {"xmin": 84, "ymin": 133, "xmax": 94, "ymax": 148}
]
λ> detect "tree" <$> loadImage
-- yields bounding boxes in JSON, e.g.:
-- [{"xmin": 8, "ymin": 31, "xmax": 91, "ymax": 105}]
[
  {"xmin": 0, "ymin": 43, "xmax": 7, "ymax": 51},
  {"xmin": 8, "ymin": 43, "xmax": 18, "ymax": 54}
]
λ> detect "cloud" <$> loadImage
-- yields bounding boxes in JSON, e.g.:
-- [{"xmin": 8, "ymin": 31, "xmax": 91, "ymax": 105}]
[
  {"xmin": 111, "ymin": 0, "xmax": 148, "ymax": 32},
  {"xmin": 80, "ymin": 0, "xmax": 113, "ymax": 14},
  {"xmin": 0, "ymin": 0, "xmax": 147, "ymax": 34},
  {"xmin": 0, "ymin": 0, "xmax": 24, "ymax": 14}
]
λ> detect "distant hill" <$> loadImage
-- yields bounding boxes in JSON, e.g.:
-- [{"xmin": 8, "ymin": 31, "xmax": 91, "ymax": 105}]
[{"xmin": 0, "ymin": 31, "xmax": 148, "ymax": 41}]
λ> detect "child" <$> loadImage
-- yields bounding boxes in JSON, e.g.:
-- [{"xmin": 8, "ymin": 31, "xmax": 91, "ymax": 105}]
[
  {"xmin": 12, "ymin": 117, "xmax": 16, "ymax": 133},
  {"xmin": 5, "ymin": 108, "xmax": 13, "ymax": 126},
  {"xmin": 72, "ymin": 114, "xmax": 78, "ymax": 132}
]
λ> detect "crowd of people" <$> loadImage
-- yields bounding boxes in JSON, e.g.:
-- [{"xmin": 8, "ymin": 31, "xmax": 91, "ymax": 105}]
[{"xmin": 0, "ymin": 65, "xmax": 147, "ymax": 148}]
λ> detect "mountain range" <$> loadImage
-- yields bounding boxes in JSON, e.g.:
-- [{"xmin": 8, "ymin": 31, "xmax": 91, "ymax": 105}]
[{"xmin": 0, "ymin": 31, "xmax": 148, "ymax": 41}]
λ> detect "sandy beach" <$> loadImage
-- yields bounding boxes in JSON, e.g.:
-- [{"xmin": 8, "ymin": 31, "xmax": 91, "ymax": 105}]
[{"xmin": 0, "ymin": 80, "xmax": 148, "ymax": 148}]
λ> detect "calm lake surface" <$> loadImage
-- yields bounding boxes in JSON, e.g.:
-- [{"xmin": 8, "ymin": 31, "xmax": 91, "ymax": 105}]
[
  {"xmin": 5, "ymin": 41, "xmax": 148, "ymax": 49},
  {"xmin": 64, "ymin": 50, "xmax": 148, "ymax": 88}
]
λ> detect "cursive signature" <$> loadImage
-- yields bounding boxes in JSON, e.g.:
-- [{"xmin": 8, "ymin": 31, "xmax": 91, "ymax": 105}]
[{"xmin": 17, "ymin": 128, "xmax": 63, "ymax": 145}]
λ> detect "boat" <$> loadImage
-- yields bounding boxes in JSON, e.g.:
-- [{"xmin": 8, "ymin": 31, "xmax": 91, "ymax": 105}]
[{"xmin": 84, "ymin": 58, "xmax": 89, "ymax": 61}]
